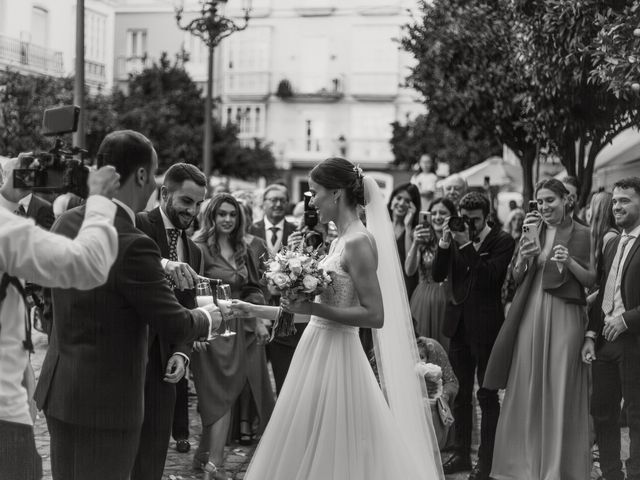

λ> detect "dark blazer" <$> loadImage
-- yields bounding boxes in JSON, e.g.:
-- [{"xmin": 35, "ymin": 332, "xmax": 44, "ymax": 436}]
[
  {"xmin": 248, "ymin": 218, "xmax": 297, "ymax": 255},
  {"xmin": 588, "ymin": 232, "xmax": 640, "ymax": 346},
  {"xmin": 34, "ymin": 206, "xmax": 211, "ymax": 430},
  {"xmin": 484, "ymin": 220, "xmax": 591, "ymax": 389},
  {"xmin": 432, "ymin": 226, "xmax": 515, "ymax": 345},
  {"xmin": 27, "ymin": 194, "xmax": 54, "ymax": 229},
  {"xmin": 135, "ymin": 207, "xmax": 202, "ymax": 365}
]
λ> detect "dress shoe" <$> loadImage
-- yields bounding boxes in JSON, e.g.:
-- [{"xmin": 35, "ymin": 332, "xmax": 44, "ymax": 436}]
[
  {"xmin": 468, "ymin": 462, "xmax": 492, "ymax": 480},
  {"xmin": 176, "ymin": 439, "xmax": 191, "ymax": 453},
  {"xmin": 443, "ymin": 453, "xmax": 472, "ymax": 474}
]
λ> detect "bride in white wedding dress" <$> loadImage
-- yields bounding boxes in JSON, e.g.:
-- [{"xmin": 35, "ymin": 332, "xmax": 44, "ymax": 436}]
[{"xmin": 231, "ymin": 157, "xmax": 444, "ymax": 480}]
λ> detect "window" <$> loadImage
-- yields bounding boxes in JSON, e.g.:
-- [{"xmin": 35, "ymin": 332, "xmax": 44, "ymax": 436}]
[
  {"xmin": 223, "ymin": 104, "xmax": 266, "ymax": 139},
  {"xmin": 298, "ymin": 36, "xmax": 329, "ymax": 92},
  {"xmin": 224, "ymin": 27, "xmax": 271, "ymax": 95},
  {"xmin": 126, "ymin": 29, "xmax": 147, "ymax": 59},
  {"xmin": 31, "ymin": 6, "xmax": 49, "ymax": 47},
  {"xmin": 350, "ymin": 105, "xmax": 395, "ymax": 160},
  {"xmin": 0, "ymin": 0, "xmax": 6, "ymax": 34},
  {"xmin": 85, "ymin": 10, "xmax": 107, "ymax": 62},
  {"xmin": 351, "ymin": 25, "xmax": 399, "ymax": 95}
]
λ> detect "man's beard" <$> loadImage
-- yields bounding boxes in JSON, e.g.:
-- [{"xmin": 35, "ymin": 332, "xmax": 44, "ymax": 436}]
[{"xmin": 166, "ymin": 198, "xmax": 194, "ymax": 230}]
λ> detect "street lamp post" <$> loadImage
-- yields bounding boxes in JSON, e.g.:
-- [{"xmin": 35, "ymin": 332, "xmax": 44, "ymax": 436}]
[{"xmin": 176, "ymin": 0, "xmax": 252, "ymax": 178}]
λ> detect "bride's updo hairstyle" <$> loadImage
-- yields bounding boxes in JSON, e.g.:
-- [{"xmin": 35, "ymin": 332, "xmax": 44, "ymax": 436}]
[{"xmin": 310, "ymin": 157, "xmax": 366, "ymax": 207}]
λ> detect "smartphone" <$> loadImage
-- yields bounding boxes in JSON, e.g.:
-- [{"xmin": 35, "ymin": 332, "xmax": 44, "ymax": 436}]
[
  {"xmin": 418, "ymin": 211, "xmax": 431, "ymax": 227},
  {"xmin": 522, "ymin": 223, "xmax": 541, "ymax": 251},
  {"xmin": 528, "ymin": 200, "xmax": 538, "ymax": 213}
]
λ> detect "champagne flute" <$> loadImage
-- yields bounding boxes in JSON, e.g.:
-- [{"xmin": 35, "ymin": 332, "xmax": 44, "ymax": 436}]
[
  {"xmin": 196, "ymin": 281, "xmax": 218, "ymax": 340},
  {"xmin": 216, "ymin": 283, "xmax": 236, "ymax": 337}
]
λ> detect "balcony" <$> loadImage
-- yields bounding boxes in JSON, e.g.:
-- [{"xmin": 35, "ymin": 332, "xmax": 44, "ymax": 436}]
[
  {"xmin": 350, "ymin": 72, "xmax": 399, "ymax": 100},
  {"xmin": 0, "ymin": 34, "xmax": 63, "ymax": 76},
  {"xmin": 276, "ymin": 75, "xmax": 344, "ymax": 103},
  {"xmin": 224, "ymin": 71, "xmax": 271, "ymax": 100},
  {"xmin": 115, "ymin": 56, "xmax": 152, "ymax": 80},
  {"xmin": 85, "ymin": 59, "xmax": 106, "ymax": 86}
]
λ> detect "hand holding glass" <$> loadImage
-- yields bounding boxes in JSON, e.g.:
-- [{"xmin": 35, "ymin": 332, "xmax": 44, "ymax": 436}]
[
  {"xmin": 196, "ymin": 281, "xmax": 219, "ymax": 340},
  {"xmin": 217, "ymin": 283, "xmax": 236, "ymax": 337}
]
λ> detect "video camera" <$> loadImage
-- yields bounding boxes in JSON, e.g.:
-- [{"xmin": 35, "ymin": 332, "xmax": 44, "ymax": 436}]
[
  {"xmin": 12, "ymin": 105, "xmax": 90, "ymax": 198},
  {"xmin": 301, "ymin": 192, "xmax": 324, "ymax": 250}
]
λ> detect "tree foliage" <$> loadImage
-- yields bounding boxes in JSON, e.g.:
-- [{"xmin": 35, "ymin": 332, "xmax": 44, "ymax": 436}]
[
  {"xmin": 390, "ymin": 113, "xmax": 501, "ymax": 173},
  {"xmin": 402, "ymin": 0, "xmax": 640, "ymax": 206},
  {"xmin": 402, "ymin": 0, "xmax": 539, "ymax": 202}
]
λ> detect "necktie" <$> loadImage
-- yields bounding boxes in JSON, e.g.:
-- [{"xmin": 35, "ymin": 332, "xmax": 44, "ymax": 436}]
[
  {"xmin": 167, "ymin": 229, "xmax": 180, "ymax": 262},
  {"xmin": 269, "ymin": 226, "xmax": 279, "ymax": 247},
  {"xmin": 14, "ymin": 204, "xmax": 27, "ymax": 217},
  {"xmin": 602, "ymin": 235, "xmax": 633, "ymax": 315},
  {"xmin": 165, "ymin": 229, "xmax": 180, "ymax": 288}
]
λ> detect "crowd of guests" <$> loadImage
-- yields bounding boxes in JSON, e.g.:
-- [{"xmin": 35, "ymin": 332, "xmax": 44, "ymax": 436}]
[
  {"xmin": 3, "ymin": 137, "xmax": 640, "ymax": 480},
  {"xmin": 400, "ymin": 167, "xmax": 640, "ymax": 480}
]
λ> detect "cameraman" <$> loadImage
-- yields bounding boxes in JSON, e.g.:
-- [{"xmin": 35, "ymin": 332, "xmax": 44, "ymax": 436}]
[
  {"xmin": 432, "ymin": 191, "xmax": 515, "ymax": 480},
  {"xmin": 0, "ymin": 161, "xmax": 120, "ymax": 480}
]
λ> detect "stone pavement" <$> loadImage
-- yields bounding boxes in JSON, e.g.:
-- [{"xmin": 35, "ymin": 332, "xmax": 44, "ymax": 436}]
[{"xmin": 30, "ymin": 330, "xmax": 625, "ymax": 480}]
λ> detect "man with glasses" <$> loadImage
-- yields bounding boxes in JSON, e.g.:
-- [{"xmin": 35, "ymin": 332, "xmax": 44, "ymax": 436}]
[{"xmin": 249, "ymin": 184, "xmax": 298, "ymax": 393}]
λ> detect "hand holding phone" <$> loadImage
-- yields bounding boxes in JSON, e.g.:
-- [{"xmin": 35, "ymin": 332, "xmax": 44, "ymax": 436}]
[
  {"xmin": 521, "ymin": 223, "xmax": 541, "ymax": 254},
  {"xmin": 418, "ymin": 211, "xmax": 432, "ymax": 227}
]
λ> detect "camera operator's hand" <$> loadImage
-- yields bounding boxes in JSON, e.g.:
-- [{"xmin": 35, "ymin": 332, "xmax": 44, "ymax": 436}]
[
  {"xmin": 88, "ymin": 166, "xmax": 120, "ymax": 199},
  {"xmin": 441, "ymin": 218, "xmax": 453, "ymax": 248},
  {"xmin": 287, "ymin": 231, "xmax": 304, "ymax": 250},
  {"xmin": 450, "ymin": 223, "xmax": 470, "ymax": 246}
]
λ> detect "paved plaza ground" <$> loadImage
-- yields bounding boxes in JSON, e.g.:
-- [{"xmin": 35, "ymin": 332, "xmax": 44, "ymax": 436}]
[{"xmin": 30, "ymin": 331, "xmax": 624, "ymax": 480}]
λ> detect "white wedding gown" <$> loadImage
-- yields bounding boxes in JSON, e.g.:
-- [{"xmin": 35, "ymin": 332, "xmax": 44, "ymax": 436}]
[{"xmin": 244, "ymin": 236, "xmax": 436, "ymax": 480}]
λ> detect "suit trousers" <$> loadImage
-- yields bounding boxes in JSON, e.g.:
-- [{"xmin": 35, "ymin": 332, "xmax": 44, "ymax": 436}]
[
  {"xmin": 0, "ymin": 419, "xmax": 42, "ymax": 480},
  {"xmin": 592, "ymin": 334, "xmax": 640, "ymax": 480},
  {"xmin": 46, "ymin": 415, "xmax": 140, "ymax": 480},
  {"xmin": 132, "ymin": 340, "xmax": 177, "ymax": 480},
  {"xmin": 268, "ymin": 323, "xmax": 308, "ymax": 394},
  {"xmin": 448, "ymin": 333, "xmax": 499, "ymax": 470},
  {"xmin": 172, "ymin": 376, "xmax": 189, "ymax": 441}
]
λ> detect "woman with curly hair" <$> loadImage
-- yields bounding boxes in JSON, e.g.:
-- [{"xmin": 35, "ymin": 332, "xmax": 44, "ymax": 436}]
[{"xmin": 190, "ymin": 193, "xmax": 273, "ymax": 480}]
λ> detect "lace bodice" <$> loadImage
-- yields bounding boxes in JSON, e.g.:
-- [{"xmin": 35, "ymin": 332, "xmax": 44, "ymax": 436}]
[{"xmin": 310, "ymin": 236, "xmax": 359, "ymax": 333}]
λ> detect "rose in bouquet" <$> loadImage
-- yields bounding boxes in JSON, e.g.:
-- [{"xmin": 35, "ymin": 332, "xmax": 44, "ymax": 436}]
[
  {"xmin": 415, "ymin": 362, "xmax": 443, "ymax": 400},
  {"xmin": 264, "ymin": 245, "xmax": 332, "ymax": 339}
]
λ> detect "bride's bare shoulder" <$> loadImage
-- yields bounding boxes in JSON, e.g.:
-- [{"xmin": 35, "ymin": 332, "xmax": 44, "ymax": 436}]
[{"xmin": 343, "ymin": 230, "xmax": 378, "ymax": 264}]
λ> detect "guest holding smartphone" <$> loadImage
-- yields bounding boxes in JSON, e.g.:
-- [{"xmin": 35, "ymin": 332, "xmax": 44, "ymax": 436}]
[{"xmin": 485, "ymin": 178, "xmax": 595, "ymax": 480}]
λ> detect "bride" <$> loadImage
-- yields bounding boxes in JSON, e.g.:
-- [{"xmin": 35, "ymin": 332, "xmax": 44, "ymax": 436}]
[{"xmin": 231, "ymin": 157, "xmax": 444, "ymax": 480}]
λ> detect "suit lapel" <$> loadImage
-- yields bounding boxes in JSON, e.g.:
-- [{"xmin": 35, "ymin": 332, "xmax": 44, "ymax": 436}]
[
  {"xmin": 477, "ymin": 226, "xmax": 497, "ymax": 254},
  {"xmin": 148, "ymin": 207, "xmax": 170, "ymax": 257},
  {"xmin": 621, "ymin": 235, "xmax": 640, "ymax": 283}
]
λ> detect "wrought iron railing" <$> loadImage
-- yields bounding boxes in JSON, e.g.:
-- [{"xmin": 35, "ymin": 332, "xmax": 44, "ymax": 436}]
[{"xmin": 0, "ymin": 34, "xmax": 64, "ymax": 75}]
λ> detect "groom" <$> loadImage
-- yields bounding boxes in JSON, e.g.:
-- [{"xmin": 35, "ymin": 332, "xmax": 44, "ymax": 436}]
[{"xmin": 35, "ymin": 130, "xmax": 222, "ymax": 480}]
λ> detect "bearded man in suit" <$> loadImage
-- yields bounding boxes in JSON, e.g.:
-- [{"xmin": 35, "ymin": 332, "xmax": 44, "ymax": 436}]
[
  {"xmin": 131, "ymin": 163, "xmax": 207, "ymax": 480},
  {"xmin": 34, "ymin": 130, "xmax": 222, "ymax": 480},
  {"xmin": 583, "ymin": 177, "xmax": 640, "ymax": 480}
]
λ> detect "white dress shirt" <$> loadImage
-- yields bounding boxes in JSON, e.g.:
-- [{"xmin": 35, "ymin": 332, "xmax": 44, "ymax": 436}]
[
  {"xmin": 264, "ymin": 217, "xmax": 285, "ymax": 254},
  {"xmin": 0, "ymin": 195, "xmax": 118, "ymax": 425},
  {"xmin": 604, "ymin": 224, "xmax": 640, "ymax": 328}
]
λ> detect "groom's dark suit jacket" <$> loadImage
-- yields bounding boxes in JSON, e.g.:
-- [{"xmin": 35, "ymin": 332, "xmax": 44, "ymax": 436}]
[{"xmin": 34, "ymin": 205, "xmax": 211, "ymax": 430}]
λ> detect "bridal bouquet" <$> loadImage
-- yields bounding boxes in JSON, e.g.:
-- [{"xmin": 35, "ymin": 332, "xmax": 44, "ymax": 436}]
[{"xmin": 264, "ymin": 245, "xmax": 332, "ymax": 339}]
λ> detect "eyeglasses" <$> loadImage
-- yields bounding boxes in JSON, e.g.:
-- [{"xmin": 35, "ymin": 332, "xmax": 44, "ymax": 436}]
[{"xmin": 265, "ymin": 197, "xmax": 287, "ymax": 205}]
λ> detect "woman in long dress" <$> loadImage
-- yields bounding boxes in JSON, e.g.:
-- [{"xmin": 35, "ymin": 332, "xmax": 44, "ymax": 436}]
[
  {"xmin": 190, "ymin": 194, "xmax": 273, "ymax": 479},
  {"xmin": 232, "ymin": 157, "xmax": 444, "ymax": 480},
  {"xmin": 484, "ymin": 178, "xmax": 595, "ymax": 480},
  {"xmin": 406, "ymin": 197, "xmax": 456, "ymax": 348}
]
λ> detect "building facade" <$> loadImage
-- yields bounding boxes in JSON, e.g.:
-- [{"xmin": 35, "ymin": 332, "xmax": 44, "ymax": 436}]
[
  {"xmin": 0, "ymin": 0, "xmax": 115, "ymax": 90},
  {"xmin": 114, "ymin": 0, "xmax": 424, "ymax": 200}
]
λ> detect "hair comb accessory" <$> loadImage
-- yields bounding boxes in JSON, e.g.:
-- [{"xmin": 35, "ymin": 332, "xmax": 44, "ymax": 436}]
[{"xmin": 353, "ymin": 164, "xmax": 364, "ymax": 179}]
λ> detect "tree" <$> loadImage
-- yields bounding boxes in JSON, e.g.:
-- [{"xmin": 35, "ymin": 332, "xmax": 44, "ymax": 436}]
[
  {"xmin": 390, "ymin": 113, "xmax": 501, "ymax": 173},
  {"xmin": 519, "ymin": 0, "xmax": 640, "ymax": 207},
  {"xmin": 113, "ymin": 52, "xmax": 277, "ymax": 178},
  {"xmin": 402, "ymin": 0, "xmax": 540, "ymax": 203}
]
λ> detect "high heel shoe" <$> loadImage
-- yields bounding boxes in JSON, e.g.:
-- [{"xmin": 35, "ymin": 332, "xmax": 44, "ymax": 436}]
[
  {"xmin": 192, "ymin": 451, "xmax": 210, "ymax": 471},
  {"xmin": 202, "ymin": 462, "xmax": 232, "ymax": 480}
]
